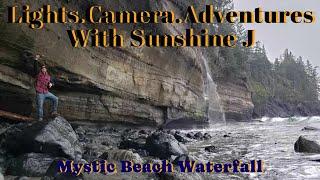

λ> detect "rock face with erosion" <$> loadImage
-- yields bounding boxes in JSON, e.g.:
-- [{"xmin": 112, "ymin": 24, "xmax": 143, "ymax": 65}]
[
  {"xmin": 216, "ymin": 78, "xmax": 254, "ymax": 121},
  {"xmin": 253, "ymin": 99, "xmax": 320, "ymax": 118},
  {"xmin": 0, "ymin": 0, "xmax": 253, "ymax": 125}
]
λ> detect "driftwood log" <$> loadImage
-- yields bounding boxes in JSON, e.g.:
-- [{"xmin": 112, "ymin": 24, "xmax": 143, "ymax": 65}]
[{"xmin": 0, "ymin": 110, "xmax": 34, "ymax": 122}]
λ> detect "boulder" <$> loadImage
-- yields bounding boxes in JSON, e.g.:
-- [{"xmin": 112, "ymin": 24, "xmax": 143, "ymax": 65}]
[
  {"xmin": 192, "ymin": 132, "xmax": 212, "ymax": 140},
  {"xmin": 6, "ymin": 153, "xmax": 54, "ymax": 177},
  {"xmin": 194, "ymin": 132, "xmax": 204, "ymax": 140},
  {"xmin": 294, "ymin": 135, "xmax": 320, "ymax": 153},
  {"xmin": 203, "ymin": 133, "xmax": 212, "ymax": 140},
  {"xmin": 302, "ymin": 126, "xmax": 320, "ymax": 131},
  {"xmin": 186, "ymin": 132, "xmax": 194, "ymax": 139},
  {"xmin": 204, "ymin": 145, "xmax": 217, "ymax": 153},
  {"xmin": 119, "ymin": 129, "xmax": 148, "ymax": 150},
  {"xmin": 145, "ymin": 131, "xmax": 188, "ymax": 159},
  {"xmin": 5, "ymin": 116, "xmax": 82, "ymax": 159},
  {"xmin": 119, "ymin": 138, "xmax": 146, "ymax": 150},
  {"xmin": 173, "ymin": 132, "xmax": 189, "ymax": 143},
  {"xmin": 99, "ymin": 150, "xmax": 143, "ymax": 163}
]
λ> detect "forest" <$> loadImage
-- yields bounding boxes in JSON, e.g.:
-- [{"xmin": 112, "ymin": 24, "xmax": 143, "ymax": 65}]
[{"xmin": 208, "ymin": 0, "xmax": 319, "ymax": 117}]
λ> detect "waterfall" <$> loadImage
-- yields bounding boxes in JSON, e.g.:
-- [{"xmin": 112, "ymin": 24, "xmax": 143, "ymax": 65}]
[{"xmin": 201, "ymin": 53, "xmax": 226, "ymax": 124}]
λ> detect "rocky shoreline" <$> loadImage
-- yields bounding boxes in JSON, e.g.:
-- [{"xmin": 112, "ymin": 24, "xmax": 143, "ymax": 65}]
[
  {"xmin": 2, "ymin": 116, "xmax": 320, "ymax": 179},
  {"xmin": 0, "ymin": 116, "xmax": 218, "ymax": 180},
  {"xmin": 253, "ymin": 99, "xmax": 320, "ymax": 119}
]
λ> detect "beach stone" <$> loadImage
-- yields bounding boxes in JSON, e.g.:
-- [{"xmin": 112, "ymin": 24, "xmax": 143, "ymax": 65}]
[
  {"xmin": 294, "ymin": 135, "xmax": 320, "ymax": 153},
  {"xmin": 145, "ymin": 131, "xmax": 188, "ymax": 159}
]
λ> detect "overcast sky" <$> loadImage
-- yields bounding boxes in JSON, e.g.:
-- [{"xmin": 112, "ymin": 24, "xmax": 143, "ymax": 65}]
[{"xmin": 234, "ymin": 0, "xmax": 319, "ymax": 69}]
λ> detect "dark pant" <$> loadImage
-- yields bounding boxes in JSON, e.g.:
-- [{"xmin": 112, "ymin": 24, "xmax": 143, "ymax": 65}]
[{"xmin": 37, "ymin": 92, "xmax": 58, "ymax": 119}]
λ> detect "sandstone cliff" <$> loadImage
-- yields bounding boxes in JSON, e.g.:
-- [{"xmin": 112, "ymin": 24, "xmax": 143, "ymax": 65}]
[
  {"xmin": 216, "ymin": 78, "xmax": 254, "ymax": 121},
  {"xmin": 0, "ymin": 0, "xmax": 253, "ymax": 126}
]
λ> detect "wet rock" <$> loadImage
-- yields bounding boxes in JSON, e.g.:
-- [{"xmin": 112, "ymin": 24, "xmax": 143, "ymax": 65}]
[
  {"xmin": 0, "ymin": 123, "xmax": 30, "ymax": 144},
  {"xmin": 119, "ymin": 129, "xmax": 147, "ymax": 150},
  {"xmin": 134, "ymin": 149, "xmax": 149, "ymax": 157},
  {"xmin": 6, "ymin": 153, "xmax": 54, "ymax": 177},
  {"xmin": 302, "ymin": 126, "xmax": 320, "ymax": 131},
  {"xmin": 101, "ymin": 141, "xmax": 109, "ymax": 146},
  {"xmin": 186, "ymin": 132, "xmax": 194, "ymax": 139},
  {"xmin": 119, "ymin": 138, "xmax": 146, "ymax": 150},
  {"xmin": 99, "ymin": 150, "xmax": 142, "ymax": 163},
  {"xmin": 194, "ymin": 132, "xmax": 203, "ymax": 139},
  {"xmin": 294, "ymin": 135, "xmax": 320, "ymax": 153},
  {"xmin": 167, "ymin": 130, "xmax": 176, "ymax": 135},
  {"xmin": 5, "ymin": 116, "xmax": 82, "ymax": 159},
  {"xmin": 82, "ymin": 145, "xmax": 103, "ymax": 162},
  {"xmin": 145, "ymin": 131, "xmax": 188, "ymax": 159},
  {"xmin": 138, "ymin": 129, "xmax": 148, "ymax": 134},
  {"xmin": 75, "ymin": 126, "xmax": 86, "ymax": 135},
  {"xmin": 203, "ymin": 133, "xmax": 212, "ymax": 140},
  {"xmin": 174, "ymin": 132, "xmax": 189, "ymax": 143},
  {"xmin": 204, "ymin": 146, "xmax": 217, "ymax": 153},
  {"xmin": 172, "ymin": 154, "xmax": 195, "ymax": 165},
  {"xmin": 180, "ymin": 131, "xmax": 211, "ymax": 141}
]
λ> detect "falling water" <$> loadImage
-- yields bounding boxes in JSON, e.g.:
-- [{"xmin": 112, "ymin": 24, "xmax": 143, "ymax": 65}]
[{"xmin": 201, "ymin": 53, "xmax": 226, "ymax": 124}]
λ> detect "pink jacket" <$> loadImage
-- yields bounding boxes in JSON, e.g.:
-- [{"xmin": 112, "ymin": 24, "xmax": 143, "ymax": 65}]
[{"xmin": 35, "ymin": 72, "xmax": 51, "ymax": 93}]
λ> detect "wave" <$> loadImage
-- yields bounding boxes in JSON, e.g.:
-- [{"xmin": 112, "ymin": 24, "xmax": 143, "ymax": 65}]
[{"xmin": 256, "ymin": 116, "xmax": 320, "ymax": 123}]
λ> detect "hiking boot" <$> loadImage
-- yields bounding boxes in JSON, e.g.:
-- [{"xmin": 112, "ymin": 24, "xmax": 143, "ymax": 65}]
[{"xmin": 51, "ymin": 111, "xmax": 60, "ymax": 117}]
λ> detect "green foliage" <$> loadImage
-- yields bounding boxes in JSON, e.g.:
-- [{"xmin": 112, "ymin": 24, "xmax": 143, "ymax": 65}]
[
  {"xmin": 248, "ymin": 47, "xmax": 319, "ymax": 105},
  {"xmin": 251, "ymin": 81, "xmax": 270, "ymax": 105},
  {"xmin": 207, "ymin": 0, "xmax": 319, "ymax": 106}
]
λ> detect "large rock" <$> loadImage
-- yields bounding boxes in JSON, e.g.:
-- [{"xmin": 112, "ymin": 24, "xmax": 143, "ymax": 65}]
[
  {"xmin": 294, "ymin": 135, "xmax": 320, "ymax": 153},
  {"xmin": 99, "ymin": 149, "xmax": 143, "ymax": 163},
  {"xmin": 302, "ymin": 126, "xmax": 320, "ymax": 131},
  {"xmin": 5, "ymin": 116, "xmax": 82, "ymax": 159},
  {"xmin": 145, "ymin": 131, "xmax": 188, "ymax": 159},
  {"xmin": 119, "ymin": 129, "xmax": 148, "ymax": 150},
  {"xmin": 6, "ymin": 153, "xmax": 54, "ymax": 177},
  {"xmin": 119, "ymin": 138, "xmax": 146, "ymax": 151}
]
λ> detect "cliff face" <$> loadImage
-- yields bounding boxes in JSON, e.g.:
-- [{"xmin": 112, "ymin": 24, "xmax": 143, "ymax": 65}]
[
  {"xmin": 216, "ymin": 78, "xmax": 254, "ymax": 121},
  {"xmin": 0, "ymin": 0, "xmax": 253, "ymax": 126}
]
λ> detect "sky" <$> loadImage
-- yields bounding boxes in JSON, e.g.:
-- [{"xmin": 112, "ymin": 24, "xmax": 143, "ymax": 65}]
[{"xmin": 234, "ymin": 0, "xmax": 319, "ymax": 69}]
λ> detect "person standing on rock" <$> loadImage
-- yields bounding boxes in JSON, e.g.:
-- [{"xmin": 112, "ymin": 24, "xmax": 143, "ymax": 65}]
[{"xmin": 34, "ymin": 54, "xmax": 59, "ymax": 121}]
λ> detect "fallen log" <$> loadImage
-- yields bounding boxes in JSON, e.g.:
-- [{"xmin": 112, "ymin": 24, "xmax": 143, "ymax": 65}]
[{"xmin": 0, "ymin": 110, "xmax": 34, "ymax": 122}]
